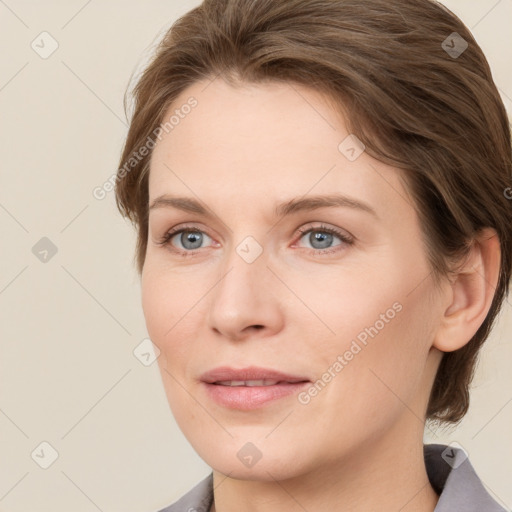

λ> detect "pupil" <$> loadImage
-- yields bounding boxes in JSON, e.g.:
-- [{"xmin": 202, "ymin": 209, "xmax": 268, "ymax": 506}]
[
  {"xmin": 312, "ymin": 231, "xmax": 332, "ymax": 249},
  {"xmin": 183, "ymin": 231, "xmax": 202, "ymax": 249}
]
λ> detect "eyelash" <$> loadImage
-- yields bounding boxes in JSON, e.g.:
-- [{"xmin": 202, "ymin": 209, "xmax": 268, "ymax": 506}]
[{"xmin": 156, "ymin": 223, "xmax": 354, "ymax": 257}]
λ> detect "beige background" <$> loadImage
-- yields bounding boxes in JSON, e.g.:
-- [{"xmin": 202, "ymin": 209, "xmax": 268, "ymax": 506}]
[{"xmin": 0, "ymin": 1, "xmax": 511, "ymax": 511}]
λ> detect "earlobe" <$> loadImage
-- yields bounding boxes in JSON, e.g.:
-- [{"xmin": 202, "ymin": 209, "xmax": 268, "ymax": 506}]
[{"xmin": 433, "ymin": 228, "xmax": 501, "ymax": 353}]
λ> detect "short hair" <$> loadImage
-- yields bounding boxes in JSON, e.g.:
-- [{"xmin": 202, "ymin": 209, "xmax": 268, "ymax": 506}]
[{"xmin": 114, "ymin": 0, "xmax": 512, "ymax": 425}]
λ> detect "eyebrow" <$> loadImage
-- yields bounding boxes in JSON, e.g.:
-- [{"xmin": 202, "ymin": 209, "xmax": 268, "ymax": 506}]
[{"xmin": 149, "ymin": 194, "xmax": 377, "ymax": 219}]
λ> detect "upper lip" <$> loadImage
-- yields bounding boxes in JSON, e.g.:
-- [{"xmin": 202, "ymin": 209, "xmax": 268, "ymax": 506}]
[{"xmin": 200, "ymin": 366, "xmax": 310, "ymax": 384}]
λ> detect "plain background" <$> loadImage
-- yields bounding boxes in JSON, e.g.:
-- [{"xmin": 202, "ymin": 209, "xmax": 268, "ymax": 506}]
[{"xmin": 0, "ymin": 1, "xmax": 511, "ymax": 511}]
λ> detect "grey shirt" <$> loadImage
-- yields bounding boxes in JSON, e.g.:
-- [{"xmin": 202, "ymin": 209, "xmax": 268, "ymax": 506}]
[{"xmin": 157, "ymin": 443, "xmax": 507, "ymax": 511}]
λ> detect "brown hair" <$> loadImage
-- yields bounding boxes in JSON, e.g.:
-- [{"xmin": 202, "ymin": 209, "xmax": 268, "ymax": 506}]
[{"xmin": 114, "ymin": 0, "xmax": 512, "ymax": 425}]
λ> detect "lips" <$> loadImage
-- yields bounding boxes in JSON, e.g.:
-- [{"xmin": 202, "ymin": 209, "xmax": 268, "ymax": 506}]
[
  {"xmin": 200, "ymin": 366, "xmax": 310, "ymax": 385},
  {"xmin": 216, "ymin": 379, "xmax": 281, "ymax": 387},
  {"xmin": 200, "ymin": 366, "xmax": 311, "ymax": 410}
]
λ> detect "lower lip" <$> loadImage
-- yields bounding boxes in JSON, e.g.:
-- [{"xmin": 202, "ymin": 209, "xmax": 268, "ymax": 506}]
[{"xmin": 202, "ymin": 381, "xmax": 310, "ymax": 410}]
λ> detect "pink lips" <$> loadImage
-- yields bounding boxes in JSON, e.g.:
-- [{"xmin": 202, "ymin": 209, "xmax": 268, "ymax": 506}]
[{"xmin": 200, "ymin": 366, "xmax": 310, "ymax": 410}]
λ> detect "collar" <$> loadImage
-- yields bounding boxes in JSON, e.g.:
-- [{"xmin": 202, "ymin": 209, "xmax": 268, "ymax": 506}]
[
  {"xmin": 160, "ymin": 443, "xmax": 506, "ymax": 511},
  {"xmin": 424, "ymin": 443, "xmax": 506, "ymax": 511}
]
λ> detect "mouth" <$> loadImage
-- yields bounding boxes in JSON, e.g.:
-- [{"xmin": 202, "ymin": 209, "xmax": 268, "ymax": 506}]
[
  {"xmin": 200, "ymin": 366, "xmax": 311, "ymax": 410},
  {"xmin": 214, "ymin": 379, "xmax": 294, "ymax": 386}
]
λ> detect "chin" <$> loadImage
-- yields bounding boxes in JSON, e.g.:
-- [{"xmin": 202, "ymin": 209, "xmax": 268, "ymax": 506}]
[
  {"xmin": 191, "ymin": 435, "xmax": 311, "ymax": 482},
  {"xmin": 210, "ymin": 459, "xmax": 299, "ymax": 482}
]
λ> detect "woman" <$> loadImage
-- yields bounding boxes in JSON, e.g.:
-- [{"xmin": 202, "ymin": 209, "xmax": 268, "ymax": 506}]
[{"xmin": 114, "ymin": 0, "xmax": 511, "ymax": 510}]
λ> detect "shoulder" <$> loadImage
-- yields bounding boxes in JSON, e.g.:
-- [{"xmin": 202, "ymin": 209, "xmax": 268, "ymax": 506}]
[
  {"xmin": 424, "ymin": 443, "xmax": 507, "ymax": 512},
  {"xmin": 155, "ymin": 473, "xmax": 213, "ymax": 512}
]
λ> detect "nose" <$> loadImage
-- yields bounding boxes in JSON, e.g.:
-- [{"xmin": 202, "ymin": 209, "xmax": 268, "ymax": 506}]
[{"xmin": 207, "ymin": 247, "xmax": 284, "ymax": 342}]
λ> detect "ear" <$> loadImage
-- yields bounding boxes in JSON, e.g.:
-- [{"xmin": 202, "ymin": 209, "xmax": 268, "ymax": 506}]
[{"xmin": 433, "ymin": 228, "xmax": 501, "ymax": 352}]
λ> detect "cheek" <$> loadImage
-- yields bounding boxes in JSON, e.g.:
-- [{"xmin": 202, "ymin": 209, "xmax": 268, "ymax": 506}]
[
  {"xmin": 141, "ymin": 273, "xmax": 171, "ymax": 342},
  {"xmin": 308, "ymin": 258, "xmax": 437, "ymax": 408},
  {"xmin": 141, "ymin": 266, "xmax": 209, "ymax": 378},
  {"xmin": 142, "ymin": 270, "xmax": 201, "ymax": 422},
  {"xmin": 319, "ymin": 279, "xmax": 437, "ymax": 427},
  {"xmin": 141, "ymin": 264, "xmax": 194, "ymax": 341}
]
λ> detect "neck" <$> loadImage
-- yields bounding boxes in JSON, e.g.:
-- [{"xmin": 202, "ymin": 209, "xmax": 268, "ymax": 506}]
[{"xmin": 210, "ymin": 418, "xmax": 439, "ymax": 512}]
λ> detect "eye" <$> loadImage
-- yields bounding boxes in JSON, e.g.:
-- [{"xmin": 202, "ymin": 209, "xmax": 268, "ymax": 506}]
[
  {"xmin": 294, "ymin": 224, "xmax": 354, "ymax": 255},
  {"xmin": 156, "ymin": 223, "xmax": 354, "ymax": 257},
  {"xmin": 156, "ymin": 225, "xmax": 215, "ymax": 255}
]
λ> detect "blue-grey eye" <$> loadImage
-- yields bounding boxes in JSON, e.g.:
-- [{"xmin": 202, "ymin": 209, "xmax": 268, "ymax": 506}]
[
  {"xmin": 177, "ymin": 230, "xmax": 209, "ymax": 250},
  {"xmin": 298, "ymin": 227, "xmax": 346, "ymax": 250},
  {"xmin": 308, "ymin": 231, "xmax": 335, "ymax": 249}
]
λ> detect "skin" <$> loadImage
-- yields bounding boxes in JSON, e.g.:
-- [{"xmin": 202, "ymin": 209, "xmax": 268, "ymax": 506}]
[{"xmin": 142, "ymin": 77, "xmax": 500, "ymax": 512}]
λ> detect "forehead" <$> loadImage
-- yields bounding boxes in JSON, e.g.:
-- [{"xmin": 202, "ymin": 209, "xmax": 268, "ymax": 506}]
[
  {"xmin": 148, "ymin": 78, "xmax": 412, "ymax": 222},
  {"xmin": 151, "ymin": 78, "xmax": 343, "ymax": 164}
]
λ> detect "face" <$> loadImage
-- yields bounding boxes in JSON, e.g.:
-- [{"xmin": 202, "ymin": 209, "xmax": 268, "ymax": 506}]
[{"xmin": 142, "ymin": 77, "xmax": 445, "ymax": 480}]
